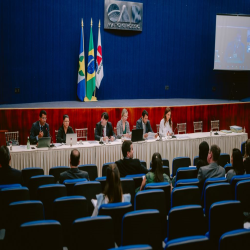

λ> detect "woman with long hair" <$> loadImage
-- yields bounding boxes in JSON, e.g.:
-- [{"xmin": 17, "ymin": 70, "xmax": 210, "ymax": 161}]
[
  {"xmin": 56, "ymin": 114, "xmax": 74, "ymax": 143},
  {"xmin": 159, "ymin": 107, "xmax": 173, "ymax": 136},
  {"xmin": 92, "ymin": 164, "xmax": 131, "ymax": 216},
  {"xmin": 196, "ymin": 141, "xmax": 209, "ymax": 172},
  {"xmin": 226, "ymin": 148, "xmax": 245, "ymax": 182},
  {"xmin": 116, "ymin": 108, "xmax": 131, "ymax": 139},
  {"xmin": 139, "ymin": 152, "xmax": 171, "ymax": 191},
  {"xmin": 244, "ymin": 139, "xmax": 250, "ymax": 174}
]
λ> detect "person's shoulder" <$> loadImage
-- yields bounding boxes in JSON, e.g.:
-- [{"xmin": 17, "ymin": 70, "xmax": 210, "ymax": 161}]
[
  {"xmin": 60, "ymin": 169, "xmax": 70, "ymax": 177},
  {"xmin": 10, "ymin": 167, "xmax": 21, "ymax": 174},
  {"xmin": 227, "ymin": 169, "xmax": 234, "ymax": 175},
  {"xmin": 117, "ymin": 120, "xmax": 122, "ymax": 126},
  {"xmin": 107, "ymin": 121, "xmax": 113, "ymax": 127},
  {"xmin": 79, "ymin": 170, "xmax": 89, "ymax": 176},
  {"xmin": 96, "ymin": 121, "xmax": 101, "ymax": 127},
  {"xmin": 32, "ymin": 121, "xmax": 39, "ymax": 127},
  {"xmin": 136, "ymin": 118, "xmax": 141, "ymax": 123}
]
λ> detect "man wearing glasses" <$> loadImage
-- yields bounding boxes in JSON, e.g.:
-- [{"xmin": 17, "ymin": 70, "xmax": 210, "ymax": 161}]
[{"xmin": 30, "ymin": 110, "xmax": 50, "ymax": 144}]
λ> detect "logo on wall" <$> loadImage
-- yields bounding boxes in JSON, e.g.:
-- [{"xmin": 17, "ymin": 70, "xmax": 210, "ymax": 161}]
[{"xmin": 104, "ymin": 0, "xmax": 143, "ymax": 31}]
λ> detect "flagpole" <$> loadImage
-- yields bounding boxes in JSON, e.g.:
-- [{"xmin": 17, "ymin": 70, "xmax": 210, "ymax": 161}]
[
  {"xmin": 94, "ymin": 19, "xmax": 101, "ymax": 97},
  {"xmin": 81, "ymin": 18, "xmax": 86, "ymax": 98}
]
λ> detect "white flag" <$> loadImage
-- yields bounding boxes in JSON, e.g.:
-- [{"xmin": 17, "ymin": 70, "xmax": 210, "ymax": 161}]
[{"xmin": 96, "ymin": 24, "xmax": 104, "ymax": 89}]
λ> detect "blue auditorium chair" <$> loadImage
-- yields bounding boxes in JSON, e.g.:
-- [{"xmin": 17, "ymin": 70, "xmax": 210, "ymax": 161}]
[
  {"xmin": 121, "ymin": 178, "xmax": 135, "ymax": 206},
  {"xmin": 99, "ymin": 202, "xmax": 133, "ymax": 246},
  {"xmin": 95, "ymin": 176, "xmax": 106, "ymax": 192},
  {"xmin": 166, "ymin": 205, "xmax": 206, "ymax": 243},
  {"xmin": 22, "ymin": 167, "xmax": 44, "ymax": 187},
  {"xmin": 0, "ymin": 183, "xmax": 22, "ymax": 190},
  {"xmin": 53, "ymin": 196, "xmax": 88, "ymax": 247},
  {"xmin": 37, "ymin": 184, "xmax": 67, "ymax": 219},
  {"xmin": 78, "ymin": 164, "xmax": 98, "ymax": 181},
  {"xmin": 70, "ymin": 216, "xmax": 115, "ymax": 250},
  {"xmin": 121, "ymin": 209, "xmax": 162, "ymax": 249},
  {"xmin": 219, "ymin": 228, "xmax": 250, "ymax": 250},
  {"xmin": 218, "ymin": 153, "xmax": 230, "ymax": 169},
  {"xmin": 140, "ymin": 160, "xmax": 147, "ymax": 168},
  {"xmin": 109, "ymin": 245, "xmax": 152, "ymax": 250},
  {"xmin": 172, "ymin": 157, "xmax": 191, "ymax": 177},
  {"xmin": 102, "ymin": 162, "xmax": 115, "ymax": 176},
  {"xmin": 74, "ymin": 181, "xmax": 102, "ymax": 216},
  {"xmin": 235, "ymin": 179, "xmax": 250, "ymax": 213},
  {"xmin": 175, "ymin": 167, "xmax": 198, "ymax": 182},
  {"xmin": 230, "ymin": 174, "xmax": 250, "ymax": 191},
  {"xmin": 175, "ymin": 178, "xmax": 199, "ymax": 187},
  {"xmin": 29, "ymin": 175, "xmax": 55, "ymax": 199},
  {"xmin": 207, "ymin": 200, "xmax": 244, "ymax": 249},
  {"xmin": 193, "ymin": 155, "xmax": 199, "ymax": 166},
  {"xmin": 171, "ymin": 186, "xmax": 200, "ymax": 208},
  {"xmin": 49, "ymin": 166, "xmax": 70, "ymax": 183},
  {"xmin": 5, "ymin": 200, "xmax": 44, "ymax": 249},
  {"xmin": 63, "ymin": 178, "xmax": 87, "ymax": 195},
  {"xmin": 224, "ymin": 163, "xmax": 233, "ymax": 173},
  {"xmin": 148, "ymin": 166, "xmax": 170, "ymax": 177},
  {"xmin": 20, "ymin": 220, "xmax": 63, "ymax": 250},
  {"xmin": 164, "ymin": 235, "xmax": 209, "ymax": 250},
  {"xmin": 125, "ymin": 173, "xmax": 145, "ymax": 189}
]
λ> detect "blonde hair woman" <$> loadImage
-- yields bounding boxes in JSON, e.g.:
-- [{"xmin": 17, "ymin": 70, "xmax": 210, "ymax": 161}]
[{"xmin": 116, "ymin": 109, "xmax": 131, "ymax": 139}]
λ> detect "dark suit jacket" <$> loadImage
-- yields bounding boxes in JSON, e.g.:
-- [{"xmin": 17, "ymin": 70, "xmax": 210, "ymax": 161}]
[
  {"xmin": 59, "ymin": 168, "xmax": 89, "ymax": 184},
  {"xmin": 136, "ymin": 118, "xmax": 153, "ymax": 133},
  {"xmin": 56, "ymin": 125, "xmax": 74, "ymax": 143},
  {"xmin": 115, "ymin": 158, "xmax": 148, "ymax": 178},
  {"xmin": 95, "ymin": 121, "xmax": 115, "ymax": 141},
  {"xmin": 0, "ymin": 166, "xmax": 22, "ymax": 185},
  {"xmin": 244, "ymin": 157, "xmax": 250, "ymax": 174},
  {"xmin": 30, "ymin": 121, "xmax": 50, "ymax": 144}
]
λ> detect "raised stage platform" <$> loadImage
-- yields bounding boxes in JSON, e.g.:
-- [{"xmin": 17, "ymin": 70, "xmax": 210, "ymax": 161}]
[{"xmin": 0, "ymin": 99, "xmax": 249, "ymax": 145}]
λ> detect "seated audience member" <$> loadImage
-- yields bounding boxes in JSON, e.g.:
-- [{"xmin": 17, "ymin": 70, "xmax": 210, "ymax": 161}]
[
  {"xmin": 159, "ymin": 107, "xmax": 173, "ymax": 136},
  {"xmin": 56, "ymin": 115, "xmax": 74, "ymax": 143},
  {"xmin": 95, "ymin": 112, "xmax": 115, "ymax": 142},
  {"xmin": 92, "ymin": 164, "xmax": 131, "ymax": 216},
  {"xmin": 198, "ymin": 145, "xmax": 225, "ymax": 184},
  {"xmin": 139, "ymin": 152, "xmax": 171, "ymax": 191},
  {"xmin": 196, "ymin": 141, "xmax": 209, "ymax": 172},
  {"xmin": 136, "ymin": 110, "xmax": 157, "ymax": 139},
  {"xmin": 244, "ymin": 139, "xmax": 250, "ymax": 174},
  {"xmin": 116, "ymin": 108, "xmax": 131, "ymax": 139},
  {"xmin": 227, "ymin": 148, "xmax": 245, "ymax": 182},
  {"xmin": 59, "ymin": 149, "xmax": 89, "ymax": 183},
  {"xmin": 0, "ymin": 146, "xmax": 22, "ymax": 184},
  {"xmin": 115, "ymin": 141, "xmax": 148, "ymax": 177},
  {"xmin": 30, "ymin": 110, "xmax": 50, "ymax": 144}
]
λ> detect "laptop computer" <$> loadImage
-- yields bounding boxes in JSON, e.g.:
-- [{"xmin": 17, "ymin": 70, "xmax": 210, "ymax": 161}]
[
  {"xmin": 131, "ymin": 129, "xmax": 144, "ymax": 142},
  {"xmin": 66, "ymin": 133, "xmax": 77, "ymax": 145},
  {"xmin": 37, "ymin": 137, "xmax": 51, "ymax": 148}
]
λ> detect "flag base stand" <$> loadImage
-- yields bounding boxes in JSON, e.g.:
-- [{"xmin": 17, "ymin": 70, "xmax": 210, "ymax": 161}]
[{"xmin": 84, "ymin": 96, "xmax": 98, "ymax": 102}]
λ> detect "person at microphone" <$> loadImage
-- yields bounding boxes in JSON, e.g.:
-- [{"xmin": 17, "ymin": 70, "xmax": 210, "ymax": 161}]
[
  {"xmin": 95, "ymin": 112, "xmax": 115, "ymax": 141},
  {"xmin": 30, "ymin": 110, "xmax": 50, "ymax": 144},
  {"xmin": 56, "ymin": 114, "xmax": 74, "ymax": 143},
  {"xmin": 159, "ymin": 107, "xmax": 173, "ymax": 137}
]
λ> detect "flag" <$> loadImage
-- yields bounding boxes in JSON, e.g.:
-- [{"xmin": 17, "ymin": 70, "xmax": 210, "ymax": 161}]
[
  {"xmin": 86, "ymin": 21, "xmax": 96, "ymax": 100},
  {"xmin": 96, "ymin": 22, "xmax": 104, "ymax": 89},
  {"xmin": 77, "ymin": 20, "xmax": 86, "ymax": 102}
]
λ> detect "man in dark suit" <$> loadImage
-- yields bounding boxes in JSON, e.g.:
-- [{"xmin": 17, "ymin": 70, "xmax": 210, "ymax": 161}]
[
  {"xmin": 136, "ymin": 110, "xmax": 156, "ymax": 139},
  {"xmin": 0, "ymin": 146, "xmax": 22, "ymax": 184},
  {"xmin": 198, "ymin": 144, "xmax": 225, "ymax": 185},
  {"xmin": 59, "ymin": 149, "xmax": 89, "ymax": 183},
  {"xmin": 95, "ymin": 112, "xmax": 115, "ymax": 141},
  {"xmin": 30, "ymin": 110, "xmax": 50, "ymax": 144},
  {"xmin": 115, "ymin": 140, "xmax": 148, "ymax": 177}
]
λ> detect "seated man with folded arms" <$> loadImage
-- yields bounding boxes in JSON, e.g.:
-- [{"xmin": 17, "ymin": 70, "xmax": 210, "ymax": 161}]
[
  {"xmin": 136, "ymin": 110, "xmax": 157, "ymax": 139},
  {"xmin": 95, "ymin": 112, "xmax": 115, "ymax": 142},
  {"xmin": 30, "ymin": 110, "xmax": 50, "ymax": 144},
  {"xmin": 115, "ymin": 141, "xmax": 148, "ymax": 177},
  {"xmin": 0, "ymin": 146, "xmax": 22, "ymax": 184},
  {"xmin": 59, "ymin": 149, "xmax": 89, "ymax": 183}
]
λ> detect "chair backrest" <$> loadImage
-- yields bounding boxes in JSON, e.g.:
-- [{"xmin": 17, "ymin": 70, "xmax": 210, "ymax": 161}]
[
  {"xmin": 165, "ymin": 235, "xmax": 209, "ymax": 250},
  {"xmin": 99, "ymin": 202, "xmax": 133, "ymax": 246},
  {"xmin": 49, "ymin": 166, "xmax": 70, "ymax": 183},
  {"xmin": 37, "ymin": 184, "xmax": 67, "ymax": 219},
  {"xmin": 122, "ymin": 209, "xmax": 162, "ymax": 249},
  {"xmin": 53, "ymin": 196, "xmax": 88, "ymax": 247},
  {"xmin": 140, "ymin": 160, "xmax": 147, "ymax": 168},
  {"xmin": 125, "ymin": 174, "xmax": 145, "ymax": 189},
  {"xmin": 172, "ymin": 157, "xmax": 191, "ymax": 177},
  {"xmin": 177, "ymin": 123, "xmax": 186, "ymax": 134},
  {"xmin": 22, "ymin": 167, "xmax": 44, "ymax": 187},
  {"xmin": 63, "ymin": 178, "xmax": 87, "ymax": 195},
  {"xmin": 0, "ymin": 183, "xmax": 22, "ymax": 191},
  {"xmin": 208, "ymin": 201, "xmax": 244, "ymax": 248},
  {"xmin": 230, "ymin": 174, "xmax": 250, "ymax": 191},
  {"xmin": 20, "ymin": 220, "xmax": 63, "ymax": 250},
  {"xmin": 193, "ymin": 121, "xmax": 203, "ymax": 133},
  {"xmin": 70, "ymin": 216, "xmax": 115, "ymax": 250},
  {"xmin": 74, "ymin": 181, "xmax": 102, "ymax": 216},
  {"xmin": 219, "ymin": 228, "xmax": 250, "ymax": 250},
  {"xmin": 75, "ymin": 128, "xmax": 88, "ymax": 140},
  {"xmin": 156, "ymin": 124, "xmax": 160, "ymax": 133},
  {"xmin": 121, "ymin": 178, "xmax": 135, "ymax": 207},
  {"xmin": 175, "ymin": 167, "xmax": 198, "ymax": 182},
  {"xmin": 176, "ymin": 178, "xmax": 199, "ymax": 187},
  {"xmin": 5, "ymin": 131, "xmax": 19, "ymax": 145},
  {"xmin": 241, "ymin": 141, "xmax": 246, "ymax": 156},
  {"xmin": 204, "ymin": 183, "xmax": 233, "ymax": 216},
  {"xmin": 193, "ymin": 156, "xmax": 199, "ymax": 166},
  {"xmin": 224, "ymin": 163, "xmax": 233, "ymax": 173},
  {"xmin": 110, "ymin": 246, "xmax": 152, "ymax": 250},
  {"xmin": 78, "ymin": 164, "xmax": 98, "ymax": 181},
  {"xmin": 211, "ymin": 120, "xmax": 219, "ymax": 131},
  {"xmin": 235, "ymin": 179, "xmax": 250, "ymax": 212},
  {"xmin": 167, "ymin": 205, "xmax": 206, "ymax": 242},
  {"xmin": 218, "ymin": 153, "xmax": 230, "ymax": 169},
  {"xmin": 171, "ymin": 186, "xmax": 200, "ymax": 208},
  {"xmin": 95, "ymin": 176, "xmax": 106, "ymax": 192},
  {"xmin": 29, "ymin": 175, "xmax": 55, "ymax": 199},
  {"xmin": 102, "ymin": 162, "xmax": 115, "ymax": 176}
]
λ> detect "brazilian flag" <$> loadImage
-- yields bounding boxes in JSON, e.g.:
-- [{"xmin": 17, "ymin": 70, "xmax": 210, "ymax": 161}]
[{"xmin": 86, "ymin": 24, "xmax": 96, "ymax": 100}]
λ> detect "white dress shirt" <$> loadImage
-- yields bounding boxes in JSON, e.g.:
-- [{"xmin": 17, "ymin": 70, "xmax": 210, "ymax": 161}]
[{"xmin": 159, "ymin": 118, "xmax": 172, "ymax": 136}]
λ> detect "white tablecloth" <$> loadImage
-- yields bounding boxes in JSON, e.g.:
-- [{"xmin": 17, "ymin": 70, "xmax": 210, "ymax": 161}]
[{"xmin": 10, "ymin": 132, "xmax": 248, "ymax": 176}]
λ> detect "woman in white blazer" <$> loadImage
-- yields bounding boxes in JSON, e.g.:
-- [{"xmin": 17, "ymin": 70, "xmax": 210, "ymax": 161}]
[
  {"xmin": 116, "ymin": 109, "xmax": 131, "ymax": 139},
  {"xmin": 159, "ymin": 107, "xmax": 173, "ymax": 136}
]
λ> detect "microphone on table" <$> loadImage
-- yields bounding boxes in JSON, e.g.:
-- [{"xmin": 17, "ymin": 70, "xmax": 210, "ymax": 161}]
[{"xmin": 49, "ymin": 129, "xmax": 55, "ymax": 147}]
